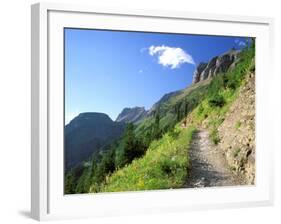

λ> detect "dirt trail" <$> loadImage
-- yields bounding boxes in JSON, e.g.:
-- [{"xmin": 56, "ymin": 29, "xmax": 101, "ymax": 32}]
[{"xmin": 184, "ymin": 130, "xmax": 245, "ymax": 188}]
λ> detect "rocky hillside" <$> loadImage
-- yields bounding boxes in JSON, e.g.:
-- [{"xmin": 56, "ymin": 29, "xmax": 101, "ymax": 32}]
[
  {"xmin": 65, "ymin": 113, "xmax": 125, "ymax": 169},
  {"xmin": 115, "ymin": 107, "xmax": 147, "ymax": 124},
  {"xmin": 217, "ymin": 70, "xmax": 255, "ymax": 184},
  {"xmin": 192, "ymin": 49, "xmax": 240, "ymax": 84}
]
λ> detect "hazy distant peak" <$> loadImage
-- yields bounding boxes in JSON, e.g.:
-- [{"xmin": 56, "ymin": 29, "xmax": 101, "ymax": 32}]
[{"xmin": 116, "ymin": 106, "xmax": 147, "ymax": 124}]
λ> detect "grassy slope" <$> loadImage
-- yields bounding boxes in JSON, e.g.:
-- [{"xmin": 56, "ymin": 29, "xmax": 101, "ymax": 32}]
[{"xmin": 94, "ymin": 126, "xmax": 195, "ymax": 192}]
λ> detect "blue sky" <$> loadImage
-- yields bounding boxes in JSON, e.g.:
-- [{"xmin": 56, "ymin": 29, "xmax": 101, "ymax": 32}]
[{"xmin": 65, "ymin": 28, "xmax": 248, "ymax": 124}]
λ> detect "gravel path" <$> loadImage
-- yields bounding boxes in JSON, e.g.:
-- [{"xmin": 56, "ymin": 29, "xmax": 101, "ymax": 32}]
[{"xmin": 184, "ymin": 130, "xmax": 245, "ymax": 188}]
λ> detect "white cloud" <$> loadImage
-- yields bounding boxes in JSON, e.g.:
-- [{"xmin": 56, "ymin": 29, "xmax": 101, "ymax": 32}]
[
  {"xmin": 235, "ymin": 39, "xmax": 246, "ymax": 47},
  {"xmin": 148, "ymin": 45, "xmax": 195, "ymax": 69}
]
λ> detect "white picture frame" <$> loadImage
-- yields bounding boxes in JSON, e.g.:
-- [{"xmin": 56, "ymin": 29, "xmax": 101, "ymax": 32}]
[{"xmin": 31, "ymin": 2, "xmax": 274, "ymax": 221}]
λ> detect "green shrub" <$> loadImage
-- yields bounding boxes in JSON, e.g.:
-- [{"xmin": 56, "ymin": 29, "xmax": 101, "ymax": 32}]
[
  {"xmin": 226, "ymin": 77, "xmax": 239, "ymax": 90},
  {"xmin": 235, "ymin": 121, "xmax": 241, "ymax": 129},
  {"xmin": 197, "ymin": 104, "xmax": 204, "ymax": 115},
  {"xmin": 210, "ymin": 128, "xmax": 220, "ymax": 145},
  {"xmin": 160, "ymin": 158, "xmax": 177, "ymax": 175},
  {"xmin": 232, "ymin": 148, "xmax": 241, "ymax": 158},
  {"xmin": 65, "ymin": 171, "xmax": 76, "ymax": 194},
  {"xmin": 208, "ymin": 94, "xmax": 225, "ymax": 108},
  {"xmin": 207, "ymin": 75, "xmax": 224, "ymax": 97}
]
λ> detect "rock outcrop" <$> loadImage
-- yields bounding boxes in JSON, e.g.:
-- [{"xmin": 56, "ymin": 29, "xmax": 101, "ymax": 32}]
[
  {"xmin": 116, "ymin": 107, "xmax": 147, "ymax": 124},
  {"xmin": 192, "ymin": 49, "xmax": 240, "ymax": 84}
]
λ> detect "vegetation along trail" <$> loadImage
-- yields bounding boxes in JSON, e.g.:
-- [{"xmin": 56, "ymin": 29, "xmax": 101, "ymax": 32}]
[{"xmin": 184, "ymin": 129, "xmax": 245, "ymax": 188}]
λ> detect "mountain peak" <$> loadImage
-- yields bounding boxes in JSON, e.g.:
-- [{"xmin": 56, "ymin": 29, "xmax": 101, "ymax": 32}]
[
  {"xmin": 67, "ymin": 112, "xmax": 114, "ymax": 130},
  {"xmin": 77, "ymin": 112, "xmax": 112, "ymax": 120},
  {"xmin": 192, "ymin": 49, "xmax": 240, "ymax": 84},
  {"xmin": 65, "ymin": 112, "xmax": 125, "ymax": 169},
  {"xmin": 116, "ymin": 106, "xmax": 147, "ymax": 124}
]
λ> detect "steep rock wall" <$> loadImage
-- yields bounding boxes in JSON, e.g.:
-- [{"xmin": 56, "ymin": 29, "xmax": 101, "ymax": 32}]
[{"xmin": 192, "ymin": 49, "xmax": 240, "ymax": 84}]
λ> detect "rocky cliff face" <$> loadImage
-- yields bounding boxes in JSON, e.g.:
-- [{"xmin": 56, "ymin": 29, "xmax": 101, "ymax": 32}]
[
  {"xmin": 192, "ymin": 49, "xmax": 240, "ymax": 84},
  {"xmin": 116, "ymin": 107, "xmax": 147, "ymax": 124}
]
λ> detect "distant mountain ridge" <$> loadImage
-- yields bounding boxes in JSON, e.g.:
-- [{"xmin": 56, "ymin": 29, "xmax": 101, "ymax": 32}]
[
  {"xmin": 115, "ymin": 107, "xmax": 148, "ymax": 124},
  {"xmin": 148, "ymin": 90, "xmax": 182, "ymax": 116},
  {"xmin": 65, "ymin": 112, "xmax": 125, "ymax": 169}
]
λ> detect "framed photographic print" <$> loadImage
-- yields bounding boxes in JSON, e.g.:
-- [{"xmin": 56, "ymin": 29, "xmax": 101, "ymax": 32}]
[{"xmin": 31, "ymin": 2, "xmax": 274, "ymax": 221}]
